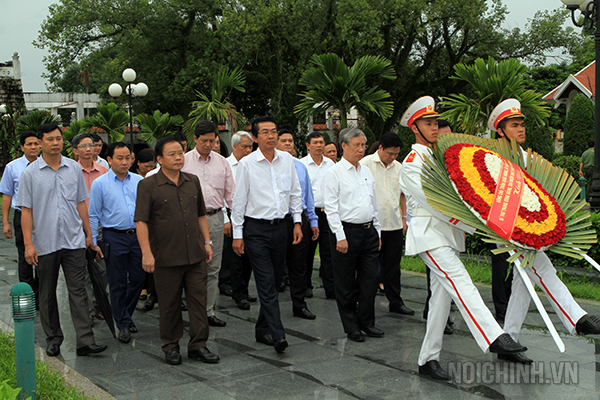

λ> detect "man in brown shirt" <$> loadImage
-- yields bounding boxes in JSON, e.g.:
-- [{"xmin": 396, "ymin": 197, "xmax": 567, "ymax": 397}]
[{"xmin": 135, "ymin": 136, "xmax": 220, "ymax": 365}]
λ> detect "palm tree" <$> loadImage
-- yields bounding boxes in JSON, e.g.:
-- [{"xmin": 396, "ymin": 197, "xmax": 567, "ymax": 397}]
[
  {"xmin": 135, "ymin": 110, "xmax": 184, "ymax": 144},
  {"xmin": 294, "ymin": 53, "xmax": 396, "ymax": 129},
  {"xmin": 16, "ymin": 109, "xmax": 61, "ymax": 134},
  {"xmin": 185, "ymin": 66, "xmax": 247, "ymax": 135},
  {"xmin": 440, "ymin": 57, "xmax": 550, "ymax": 135},
  {"xmin": 85, "ymin": 103, "xmax": 129, "ymax": 143}
]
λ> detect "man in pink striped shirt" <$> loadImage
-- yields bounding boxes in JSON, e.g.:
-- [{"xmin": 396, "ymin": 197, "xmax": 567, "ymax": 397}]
[{"xmin": 182, "ymin": 121, "xmax": 235, "ymax": 327}]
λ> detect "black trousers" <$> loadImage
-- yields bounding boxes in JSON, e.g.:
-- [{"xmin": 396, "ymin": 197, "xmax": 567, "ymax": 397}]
[
  {"xmin": 330, "ymin": 222, "xmax": 379, "ymax": 334},
  {"xmin": 223, "ymin": 232, "xmax": 253, "ymax": 303},
  {"xmin": 244, "ymin": 217, "xmax": 287, "ymax": 340},
  {"xmin": 286, "ymin": 212, "xmax": 310, "ymax": 311},
  {"xmin": 379, "ymin": 229, "xmax": 405, "ymax": 306},
  {"xmin": 14, "ymin": 210, "xmax": 38, "ymax": 296},
  {"xmin": 488, "ymin": 243, "xmax": 513, "ymax": 321},
  {"xmin": 306, "ymin": 208, "xmax": 335, "ymax": 296}
]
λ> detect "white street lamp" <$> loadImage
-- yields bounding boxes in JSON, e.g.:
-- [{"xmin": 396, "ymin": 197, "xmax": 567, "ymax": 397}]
[{"xmin": 108, "ymin": 68, "xmax": 148, "ymax": 146}]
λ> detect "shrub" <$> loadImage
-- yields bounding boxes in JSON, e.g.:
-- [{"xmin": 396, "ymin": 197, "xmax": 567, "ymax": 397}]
[
  {"xmin": 523, "ymin": 122, "xmax": 554, "ymax": 161},
  {"xmin": 563, "ymin": 93, "xmax": 594, "ymax": 157},
  {"xmin": 552, "ymin": 155, "xmax": 580, "ymax": 179}
]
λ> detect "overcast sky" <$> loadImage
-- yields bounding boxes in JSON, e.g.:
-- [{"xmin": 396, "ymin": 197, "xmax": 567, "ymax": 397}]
[{"xmin": 0, "ymin": 0, "xmax": 572, "ymax": 92}]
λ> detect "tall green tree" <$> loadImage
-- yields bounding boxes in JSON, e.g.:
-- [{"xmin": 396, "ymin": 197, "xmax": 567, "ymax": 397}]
[
  {"xmin": 563, "ymin": 93, "xmax": 594, "ymax": 157},
  {"xmin": 295, "ymin": 53, "xmax": 396, "ymax": 129},
  {"xmin": 440, "ymin": 57, "xmax": 550, "ymax": 135}
]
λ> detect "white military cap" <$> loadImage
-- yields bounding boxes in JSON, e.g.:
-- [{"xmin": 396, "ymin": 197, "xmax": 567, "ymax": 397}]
[
  {"xmin": 400, "ymin": 96, "xmax": 440, "ymax": 127},
  {"xmin": 487, "ymin": 98, "xmax": 526, "ymax": 132}
]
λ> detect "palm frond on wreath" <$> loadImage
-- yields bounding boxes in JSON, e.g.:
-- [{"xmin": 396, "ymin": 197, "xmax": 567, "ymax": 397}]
[{"xmin": 421, "ymin": 133, "xmax": 596, "ymax": 265}]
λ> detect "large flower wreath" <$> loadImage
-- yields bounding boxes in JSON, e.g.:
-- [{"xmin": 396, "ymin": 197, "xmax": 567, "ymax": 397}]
[{"xmin": 421, "ymin": 133, "xmax": 596, "ymax": 265}]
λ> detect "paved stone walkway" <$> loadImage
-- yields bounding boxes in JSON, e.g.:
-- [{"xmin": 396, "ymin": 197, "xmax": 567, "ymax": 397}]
[{"xmin": 1, "ymin": 231, "xmax": 599, "ymax": 399}]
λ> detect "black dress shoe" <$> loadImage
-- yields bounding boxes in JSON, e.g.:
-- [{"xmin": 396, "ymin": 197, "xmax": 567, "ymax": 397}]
[
  {"xmin": 118, "ymin": 328, "xmax": 131, "ymax": 344},
  {"xmin": 274, "ymin": 338, "xmax": 288, "ymax": 353},
  {"xmin": 188, "ymin": 347, "xmax": 220, "ymax": 363},
  {"xmin": 220, "ymin": 288, "xmax": 233, "ymax": 297},
  {"xmin": 293, "ymin": 307, "xmax": 316, "ymax": 320},
  {"xmin": 142, "ymin": 295, "xmax": 156, "ymax": 312},
  {"xmin": 139, "ymin": 294, "xmax": 147, "ymax": 301},
  {"xmin": 278, "ymin": 281, "xmax": 286, "ymax": 292},
  {"xmin": 77, "ymin": 343, "xmax": 108, "ymax": 356},
  {"xmin": 498, "ymin": 352, "xmax": 533, "ymax": 364},
  {"xmin": 347, "ymin": 331, "xmax": 366, "ymax": 342},
  {"xmin": 247, "ymin": 295, "xmax": 257, "ymax": 303},
  {"xmin": 181, "ymin": 300, "xmax": 188, "ymax": 311},
  {"xmin": 165, "ymin": 346, "xmax": 182, "ymax": 365},
  {"xmin": 46, "ymin": 343, "xmax": 60, "ymax": 357},
  {"xmin": 256, "ymin": 334, "xmax": 275, "ymax": 346},
  {"xmin": 389, "ymin": 303, "xmax": 415, "ymax": 315},
  {"xmin": 419, "ymin": 360, "xmax": 450, "ymax": 380},
  {"xmin": 237, "ymin": 299, "xmax": 251, "ymax": 310},
  {"xmin": 208, "ymin": 316, "xmax": 227, "ymax": 327},
  {"xmin": 576, "ymin": 315, "xmax": 600, "ymax": 335},
  {"xmin": 444, "ymin": 320, "xmax": 454, "ymax": 335},
  {"xmin": 489, "ymin": 333, "xmax": 527, "ymax": 354},
  {"xmin": 361, "ymin": 327, "xmax": 384, "ymax": 337},
  {"xmin": 129, "ymin": 322, "xmax": 138, "ymax": 333},
  {"xmin": 304, "ymin": 288, "xmax": 313, "ymax": 298}
]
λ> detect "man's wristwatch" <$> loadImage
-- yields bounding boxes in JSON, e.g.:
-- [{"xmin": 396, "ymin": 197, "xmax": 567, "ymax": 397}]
[{"xmin": 204, "ymin": 241, "xmax": 213, "ymax": 246}]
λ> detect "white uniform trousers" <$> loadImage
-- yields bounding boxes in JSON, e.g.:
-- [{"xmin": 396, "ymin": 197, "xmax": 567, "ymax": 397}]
[
  {"xmin": 504, "ymin": 251, "xmax": 586, "ymax": 342},
  {"xmin": 418, "ymin": 246, "xmax": 504, "ymax": 366}
]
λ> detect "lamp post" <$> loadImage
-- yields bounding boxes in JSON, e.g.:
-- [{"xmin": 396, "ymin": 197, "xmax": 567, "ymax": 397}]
[
  {"xmin": 108, "ymin": 68, "xmax": 148, "ymax": 147},
  {"xmin": 562, "ymin": 0, "xmax": 600, "ymax": 211},
  {"xmin": 10, "ymin": 282, "xmax": 37, "ymax": 400}
]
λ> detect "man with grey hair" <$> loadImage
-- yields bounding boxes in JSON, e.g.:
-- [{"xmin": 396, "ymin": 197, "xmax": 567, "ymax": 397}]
[
  {"xmin": 223, "ymin": 131, "xmax": 257, "ymax": 309},
  {"xmin": 322, "ymin": 127, "xmax": 382, "ymax": 343}
]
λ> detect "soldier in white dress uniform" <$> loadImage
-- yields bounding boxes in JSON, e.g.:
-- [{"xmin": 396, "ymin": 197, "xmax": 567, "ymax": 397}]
[
  {"xmin": 399, "ymin": 96, "xmax": 527, "ymax": 380},
  {"xmin": 488, "ymin": 99, "xmax": 600, "ymax": 364}
]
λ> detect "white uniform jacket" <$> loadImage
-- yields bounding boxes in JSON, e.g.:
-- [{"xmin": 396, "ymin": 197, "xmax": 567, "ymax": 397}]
[{"xmin": 399, "ymin": 144, "xmax": 475, "ymax": 256}]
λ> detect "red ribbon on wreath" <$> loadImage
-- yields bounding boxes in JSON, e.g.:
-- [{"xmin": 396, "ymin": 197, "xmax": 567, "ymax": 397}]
[{"xmin": 487, "ymin": 159, "xmax": 524, "ymax": 241}]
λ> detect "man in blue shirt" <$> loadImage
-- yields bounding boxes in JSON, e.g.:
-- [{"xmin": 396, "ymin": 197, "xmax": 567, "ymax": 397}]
[
  {"xmin": 16, "ymin": 123, "xmax": 107, "ymax": 357},
  {"xmin": 89, "ymin": 142, "xmax": 145, "ymax": 344},
  {"xmin": 277, "ymin": 129, "xmax": 319, "ymax": 320},
  {"xmin": 0, "ymin": 131, "xmax": 40, "ymax": 300}
]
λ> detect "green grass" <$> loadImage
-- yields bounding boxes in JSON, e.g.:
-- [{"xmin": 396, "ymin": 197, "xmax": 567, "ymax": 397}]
[
  {"xmin": 0, "ymin": 330, "xmax": 93, "ymax": 400},
  {"xmin": 401, "ymin": 255, "xmax": 600, "ymax": 302}
]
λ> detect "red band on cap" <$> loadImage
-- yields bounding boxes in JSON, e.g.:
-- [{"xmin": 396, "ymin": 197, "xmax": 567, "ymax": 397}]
[
  {"xmin": 408, "ymin": 108, "xmax": 436, "ymax": 127},
  {"xmin": 494, "ymin": 109, "xmax": 522, "ymax": 129}
]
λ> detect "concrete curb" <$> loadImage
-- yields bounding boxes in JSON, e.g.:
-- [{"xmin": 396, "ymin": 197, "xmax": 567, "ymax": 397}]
[{"xmin": 0, "ymin": 318, "xmax": 115, "ymax": 400}]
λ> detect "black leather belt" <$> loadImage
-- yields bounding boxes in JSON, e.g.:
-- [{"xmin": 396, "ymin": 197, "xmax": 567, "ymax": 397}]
[
  {"xmin": 246, "ymin": 215, "xmax": 291, "ymax": 225},
  {"xmin": 342, "ymin": 221, "xmax": 373, "ymax": 230},
  {"xmin": 104, "ymin": 227, "xmax": 136, "ymax": 235},
  {"xmin": 206, "ymin": 208, "xmax": 222, "ymax": 216},
  {"xmin": 315, "ymin": 208, "xmax": 325, "ymax": 213}
]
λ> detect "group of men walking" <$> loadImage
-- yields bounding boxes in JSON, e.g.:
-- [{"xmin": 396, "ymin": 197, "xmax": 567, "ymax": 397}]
[{"xmin": 2, "ymin": 97, "xmax": 599, "ymax": 377}]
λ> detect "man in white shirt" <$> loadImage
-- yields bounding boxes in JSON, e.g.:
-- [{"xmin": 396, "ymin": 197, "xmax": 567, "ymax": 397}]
[
  {"xmin": 360, "ymin": 132, "xmax": 414, "ymax": 315},
  {"xmin": 399, "ymin": 96, "xmax": 525, "ymax": 380},
  {"xmin": 231, "ymin": 116, "xmax": 303, "ymax": 354},
  {"xmin": 301, "ymin": 132, "xmax": 336, "ymax": 299},
  {"xmin": 322, "ymin": 127, "xmax": 383, "ymax": 343},
  {"xmin": 182, "ymin": 121, "xmax": 235, "ymax": 328},
  {"xmin": 223, "ymin": 131, "xmax": 257, "ymax": 310}
]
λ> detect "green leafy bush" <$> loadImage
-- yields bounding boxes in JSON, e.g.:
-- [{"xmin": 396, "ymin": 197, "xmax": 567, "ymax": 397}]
[
  {"xmin": 563, "ymin": 93, "xmax": 594, "ymax": 157},
  {"xmin": 552, "ymin": 155, "xmax": 580, "ymax": 179}
]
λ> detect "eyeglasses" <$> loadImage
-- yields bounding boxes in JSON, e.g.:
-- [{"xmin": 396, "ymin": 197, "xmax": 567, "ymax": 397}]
[{"xmin": 77, "ymin": 143, "xmax": 95, "ymax": 149}]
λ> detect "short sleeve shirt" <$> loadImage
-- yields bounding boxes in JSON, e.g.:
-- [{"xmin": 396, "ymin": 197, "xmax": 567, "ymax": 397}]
[
  {"xmin": 16, "ymin": 155, "xmax": 88, "ymax": 256},
  {"xmin": 134, "ymin": 170, "xmax": 207, "ymax": 267},
  {"xmin": 581, "ymin": 148, "xmax": 595, "ymax": 168}
]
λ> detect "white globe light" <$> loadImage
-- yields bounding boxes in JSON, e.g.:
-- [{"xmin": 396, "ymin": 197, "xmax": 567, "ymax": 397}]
[
  {"xmin": 108, "ymin": 83, "xmax": 123, "ymax": 97},
  {"xmin": 560, "ymin": 0, "xmax": 586, "ymax": 7},
  {"xmin": 135, "ymin": 82, "xmax": 149, "ymax": 97},
  {"xmin": 122, "ymin": 68, "xmax": 136, "ymax": 82},
  {"xmin": 0, "ymin": 104, "xmax": 7, "ymax": 113}
]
